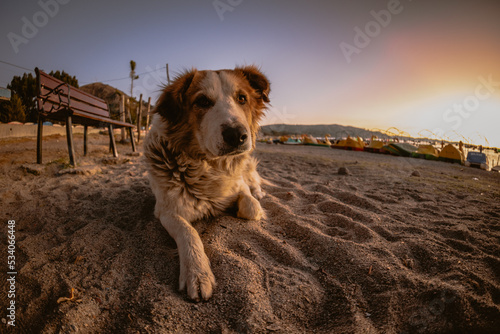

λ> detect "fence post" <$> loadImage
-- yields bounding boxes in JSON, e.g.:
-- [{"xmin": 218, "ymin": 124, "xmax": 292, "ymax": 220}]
[
  {"xmin": 146, "ymin": 97, "xmax": 151, "ymax": 136},
  {"xmin": 137, "ymin": 94, "xmax": 143, "ymax": 142},
  {"xmin": 125, "ymin": 98, "xmax": 132, "ymax": 140},
  {"xmin": 120, "ymin": 94, "xmax": 125, "ymax": 142}
]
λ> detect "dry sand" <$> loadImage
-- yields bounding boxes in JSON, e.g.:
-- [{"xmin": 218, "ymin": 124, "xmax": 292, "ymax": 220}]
[{"xmin": 1, "ymin": 133, "xmax": 499, "ymax": 333}]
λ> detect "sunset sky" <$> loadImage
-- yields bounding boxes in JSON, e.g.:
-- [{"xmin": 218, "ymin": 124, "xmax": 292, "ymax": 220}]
[{"xmin": 1, "ymin": 0, "xmax": 499, "ymax": 147}]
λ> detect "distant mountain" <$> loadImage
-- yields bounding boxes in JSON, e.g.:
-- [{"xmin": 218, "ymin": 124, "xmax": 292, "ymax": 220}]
[
  {"xmin": 260, "ymin": 124, "xmax": 390, "ymax": 139},
  {"xmin": 80, "ymin": 82, "xmax": 152, "ymax": 122}
]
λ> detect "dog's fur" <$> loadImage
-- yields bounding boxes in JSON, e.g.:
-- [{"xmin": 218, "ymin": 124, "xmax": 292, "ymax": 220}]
[{"xmin": 144, "ymin": 66, "xmax": 270, "ymax": 301}]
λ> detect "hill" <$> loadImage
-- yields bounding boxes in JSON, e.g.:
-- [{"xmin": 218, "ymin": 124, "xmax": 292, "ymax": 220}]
[
  {"xmin": 260, "ymin": 124, "xmax": 390, "ymax": 139},
  {"xmin": 80, "ymin": 83, "xmax": 152, "ymax": 123}
]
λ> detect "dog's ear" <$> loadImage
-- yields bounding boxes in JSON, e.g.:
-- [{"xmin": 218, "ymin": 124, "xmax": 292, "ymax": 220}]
[
  {"xmin": 236, "ymin": 66, "xmax": 270, "ymax": 103},
  {"xmin": 155, "ymin": 69, "xmax": 196, "ymax": 123}
]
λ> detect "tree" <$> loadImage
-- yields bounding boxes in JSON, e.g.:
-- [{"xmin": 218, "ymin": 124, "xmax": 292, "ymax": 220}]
[
  {"xmin": 0, "ymin": 94, "xmax": 26, "ymax": 123},
  {"xmin": 49, "ymin": 70, "xmax": 79, "ymax": 88},
  {"xmin": 7, "ymin": 73, "xmax": 37, "ymax": 122},
  {"xmin": 129, "ymin": 60, "xmax": 139, "ymax": 98}
]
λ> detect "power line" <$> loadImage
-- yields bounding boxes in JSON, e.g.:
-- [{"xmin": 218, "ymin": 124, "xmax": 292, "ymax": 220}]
[
  {"xmin": 82, "ymin": 66, "xmax": 167, "ymax": 84},
  {"xmin": 95, "ymin": 76, "xmax": 130, "ymax": 83},
  {"xmin": 0, "ymin": 60, "xmax": 34, "ymax": 72},
  {"xmin": 1, "ymin": 59, "xmax": 167, "ymax": 85},
  {"xmin": 136, "ymin": 66, "xmax": 167, "ymax": 78}
]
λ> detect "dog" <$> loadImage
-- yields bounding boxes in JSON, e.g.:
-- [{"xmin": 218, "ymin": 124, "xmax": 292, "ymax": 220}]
[{"xmin": 144, "ymin": 66, "xmax": 270, "ymax": 301}]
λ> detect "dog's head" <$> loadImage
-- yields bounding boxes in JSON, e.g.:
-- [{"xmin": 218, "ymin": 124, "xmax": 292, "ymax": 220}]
[{"xmin": 154, "ymin": 66, "xmax": 270, "ymax": 158}]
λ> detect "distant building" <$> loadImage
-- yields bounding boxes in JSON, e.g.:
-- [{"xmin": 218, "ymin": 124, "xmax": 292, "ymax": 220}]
[{"xmin": 0, "ymin": 87, "xmax": 11, "ymax": 101}]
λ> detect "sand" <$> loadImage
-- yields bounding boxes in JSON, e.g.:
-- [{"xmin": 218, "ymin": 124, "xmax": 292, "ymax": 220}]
[{"xmin": 1, "ymin": 133, "xmax": 499, "ymax": 333}]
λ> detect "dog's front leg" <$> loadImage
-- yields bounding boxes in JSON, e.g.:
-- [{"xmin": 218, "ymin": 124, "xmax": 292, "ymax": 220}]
[
  {"xmin": 243, "ymin": 157, "xmax": 266, "ymax": 200},
  {"xmin": 158, "ymin": 212, "xmax": 215, "ymax": 301},
  {"xmin": 237, "ymin": 183, "xmax": 265, "ymax": 220}
]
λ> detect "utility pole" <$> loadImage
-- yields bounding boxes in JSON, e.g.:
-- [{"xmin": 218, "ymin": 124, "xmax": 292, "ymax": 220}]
[
  {"xmin": 130, "ymin": 60, "xmax": 139, "ymax": 98},
  {"xmin": 166, "ymin": 63, "xmax": 171, "ymax": 85}
]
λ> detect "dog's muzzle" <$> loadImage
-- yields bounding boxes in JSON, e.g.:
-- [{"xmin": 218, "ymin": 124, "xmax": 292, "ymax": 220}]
[
  {"xmin": 220, "ymin": 124, "xmax": 249, "ymax": 155},
  {"xmin": 222, "ymin": 124, "xmax": 248, "ymax": 147}
]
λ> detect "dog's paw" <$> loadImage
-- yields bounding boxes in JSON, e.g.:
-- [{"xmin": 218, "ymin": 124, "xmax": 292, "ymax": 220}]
[
  {"xmin": 237, "ymin": 194, "xmax": 265, "ymax": 220},
  {"xmin": 252, "ymin": 187, "xmax": 266, "ymax": 200},
  {"xmin": 179, "ymin": 255, "xmax": 216, "ymax": 302}
]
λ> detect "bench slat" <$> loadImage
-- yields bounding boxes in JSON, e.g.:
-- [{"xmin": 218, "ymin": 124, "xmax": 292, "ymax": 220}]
[
  {"xmin": 38, "ymin": 104, "xmax": 133, "ymax": 128},
  {"xmin": 37, "ymin": 69, "xmax": 108, "ymax": 111},
  {"xmin": 39, "ymin": 83, "xmax": 109, "ymax": 112},
  {"xmin": 71, "ymin": 110, "xmax": 134, "ymax": 128},
  {"xmin": 39, "ymin": 89, "xmax": 110, "ymax": 118}
]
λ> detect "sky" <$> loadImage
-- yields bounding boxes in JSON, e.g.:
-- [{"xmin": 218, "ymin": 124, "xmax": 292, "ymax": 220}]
[{"xmin": 1, "ymin": 0, "xmax": 500, "ymax": 147}]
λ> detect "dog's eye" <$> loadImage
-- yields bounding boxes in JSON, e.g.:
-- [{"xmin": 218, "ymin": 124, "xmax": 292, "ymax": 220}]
[
  {"xmin": 194, "ymin": 95, "xmax": 213, "ymax": 108},
  {"xmin": 238, "ymin": 94, "xmax": 247, "ymax": 105}
]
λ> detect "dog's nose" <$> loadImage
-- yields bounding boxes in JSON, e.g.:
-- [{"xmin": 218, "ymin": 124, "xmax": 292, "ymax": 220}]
[{"xmin": 222, "ymin": 124, "xmax": 248, "ymax": 148}]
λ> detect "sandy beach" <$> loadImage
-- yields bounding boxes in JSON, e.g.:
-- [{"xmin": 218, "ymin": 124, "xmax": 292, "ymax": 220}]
[{"xmin": 1, "ymin": 133, "xmax": 499, "ymax": 333}]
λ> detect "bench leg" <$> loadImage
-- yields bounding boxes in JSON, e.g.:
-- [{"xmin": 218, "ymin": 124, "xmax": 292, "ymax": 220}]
[
  {"xmin": 37, "ymin": 115, "xmax": 43, "ymax": 164},
  {"xmin": 66, "ymin": 115, "xmax": 76, "ymax": 166},
  {"xmin": 129, "ymin": 127, "xmax": 137, "ymax": 152},
  {"xmin": 109, "ymin": 124, "xmax": 118, "ymax": 157},
  {"xmin": 84, "ymin": 125, "xmax": 88, "ymax": 156}
]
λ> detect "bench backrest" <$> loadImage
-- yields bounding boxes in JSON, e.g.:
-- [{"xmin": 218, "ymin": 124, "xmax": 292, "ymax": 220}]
[{"xmin": 36, "ymin": 68, "xmax": 110, "ymax": 118}]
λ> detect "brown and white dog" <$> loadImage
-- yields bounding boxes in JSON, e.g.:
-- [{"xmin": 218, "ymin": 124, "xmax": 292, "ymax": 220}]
[{"xmin": 144, "ymin": 66, "xmax": 270, "ymax": 301}]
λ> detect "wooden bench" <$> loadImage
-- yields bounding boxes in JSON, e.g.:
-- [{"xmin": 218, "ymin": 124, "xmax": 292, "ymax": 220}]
[{"xmin": 35, "ymin": 68, "xmax": 136, "ymax": 166}]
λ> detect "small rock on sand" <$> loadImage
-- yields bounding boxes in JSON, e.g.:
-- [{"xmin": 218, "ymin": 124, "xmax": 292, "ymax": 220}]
[
  {"xmin": 338, "ymin": 167, "xmax": 349, "ymax": 175},
  {"xmin": 21, "ymin": 164, "xmax": 44, "ymax": 175},
  {"xmin": 101, "ymin": 157, "xmax": 130, "ymax": 165},
  {"xmin": 57, "ymin": 165, "xmax": 102, "ymax": 176},
  {"xmin": 126, "ymin": 152, "xmax": 143, "ymax": 157}
]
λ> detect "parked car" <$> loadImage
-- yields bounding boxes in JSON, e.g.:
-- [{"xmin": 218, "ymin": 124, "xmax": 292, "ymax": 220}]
[{"xmin": 465, "ymin": 151, "xmax": 489, "ymax": 170}]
